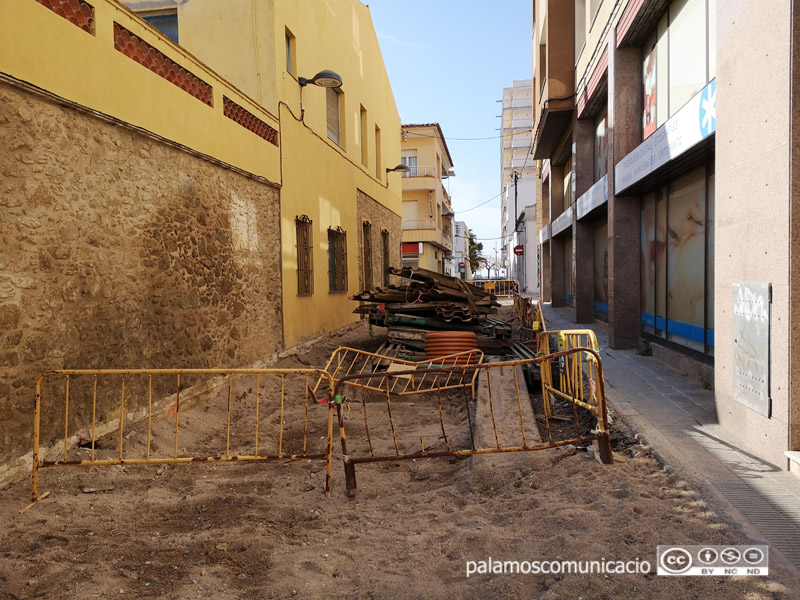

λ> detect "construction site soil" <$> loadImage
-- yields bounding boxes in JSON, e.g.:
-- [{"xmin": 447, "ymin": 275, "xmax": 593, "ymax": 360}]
[{"xmin": 1, "ymin": 307, "xmax": 798, "ymax": 599}]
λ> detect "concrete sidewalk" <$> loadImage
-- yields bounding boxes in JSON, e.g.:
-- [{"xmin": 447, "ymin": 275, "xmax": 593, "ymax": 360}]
[{"xmin": 543, "ymin": 305, "xmax": 800, "ymax": 572}]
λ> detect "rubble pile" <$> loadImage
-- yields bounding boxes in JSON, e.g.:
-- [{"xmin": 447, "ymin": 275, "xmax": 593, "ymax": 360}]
[{"xmin": 352, "ymin": 267, "xmax": 512, "ymax": 353}]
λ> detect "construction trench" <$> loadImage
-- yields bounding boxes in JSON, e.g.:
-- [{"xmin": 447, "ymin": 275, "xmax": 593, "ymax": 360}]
[
  {"xmin": 11, "ymin": 273, "xmax": 800, "ymax": 599},
  {"xmin": 27, "ymin": 271, "xmax": 611, "ymax": 505}
]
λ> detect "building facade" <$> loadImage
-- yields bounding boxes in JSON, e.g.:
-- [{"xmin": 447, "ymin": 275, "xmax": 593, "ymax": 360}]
[
  {"xmin": 532, "ymin": 0, "xmax": 800, "ymax": 471},
  {"xmin": 123, "ymin": 0, "xmax": 404, "ymax": 346},
  {"xmin": 452, "ymin": 221, "xmax": 473, "ymax": 281},
  {"xmin": 500, "ymin": 80, "xmax": 539, "ymax": 295},
  {"xmin": 400, "ymin": 123, "xmax": 455, "ymax": 275},
  {"xmin": 0, "ymin": 0, "xmax": 402, "ymax": 481}
]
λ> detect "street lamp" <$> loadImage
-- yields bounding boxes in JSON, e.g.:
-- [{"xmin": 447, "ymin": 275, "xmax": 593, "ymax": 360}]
[
  {"xmin": 298, "ymin": 69, "xmax": 343, "ymax": 88},
  {"xmin": 386, "ymin": 164, "xmax": 411, "ymax": 174}
]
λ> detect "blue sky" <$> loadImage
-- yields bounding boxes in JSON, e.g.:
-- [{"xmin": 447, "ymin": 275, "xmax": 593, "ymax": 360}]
[{"xmin": 365, "ymin": 0, "xmax": 533, "ymax": 253}]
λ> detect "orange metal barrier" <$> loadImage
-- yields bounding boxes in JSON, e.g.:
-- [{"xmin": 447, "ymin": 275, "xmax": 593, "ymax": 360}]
[
  {"xmin": 31, "ymin": 368, "xmax": 336, "ymax": 501},
  {"xmin": 539, "ymin": 330, "xmax": 602, "ymax": 418},
  {"xmin": 316, "ymin": 346, "xmax": 484, "ymax": 397},
  {"xmin": 473, "ymin": 279, "xmax": 520, "ymax": 297},
  {"xmin": 513, "ymin": 294, "xmax": 546, "ymax": 347},
  {"xmin": 331, "ymin": 347, "xmax": 612, "ymax": 495}
]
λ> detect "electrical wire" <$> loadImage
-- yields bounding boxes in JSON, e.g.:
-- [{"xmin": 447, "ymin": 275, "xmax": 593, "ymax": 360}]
[
  {"xmin": 402, "ymin": 131, "xmax": 506, "ymax": 141},
  {"xmin": 454, "ymin": 232, "xmax": 516, "ymax": 242},
  {"xmin": 454, "ymin": 177, "xmax": 536, "ymax": 214}
]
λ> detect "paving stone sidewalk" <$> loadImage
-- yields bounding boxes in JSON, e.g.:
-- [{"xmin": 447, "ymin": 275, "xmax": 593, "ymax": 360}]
[{"xmin": 543, "ymin": 304, "xmax": 800, "ymax": 571}]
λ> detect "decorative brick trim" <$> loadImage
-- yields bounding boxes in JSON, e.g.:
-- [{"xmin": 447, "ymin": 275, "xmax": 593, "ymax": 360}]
[
  {"xmin": 35, "ymin": 0, "xmax": 95, "ymax": 34},
  {"xmin": 113, "ymin": 22, "xmax": 213, "ymax": 106},
  {"xmin": 223, "ymin": 96, "xmax": 278, "ymax": 146}
]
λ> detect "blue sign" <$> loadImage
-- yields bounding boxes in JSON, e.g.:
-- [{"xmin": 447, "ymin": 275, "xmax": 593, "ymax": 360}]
[{"xmin": 699, "ymin": 79, "xmax": 716, "ymax": 138}]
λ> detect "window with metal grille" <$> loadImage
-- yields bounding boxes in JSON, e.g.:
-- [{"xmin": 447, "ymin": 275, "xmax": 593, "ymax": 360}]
[
  {"xmin": 362, "ymin": 221, "xmax": 373, "ymax": 290},
  {"xmin": 382, "ymin": 229, "xmax": 391, "ymax": 287},
  {"xmin": 295, "ymin": 215, "xmax": 313, "ymax": 296},
  {"xmin": 328, "ymin": 227, "xmax": 348, "ymax": 293},
  {"xmin": 326, "ymin": 87, "xmax": 341, "ymax": 146}
]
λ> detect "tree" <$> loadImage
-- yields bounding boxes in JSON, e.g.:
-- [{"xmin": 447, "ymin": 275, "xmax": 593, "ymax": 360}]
[
  {"xmin": 467, "ymin": 232, "xmax": 483, "ymax": 273},
  {"xmin": 482, "ymin": 256, "xmax": 496, "ymax": 280}
]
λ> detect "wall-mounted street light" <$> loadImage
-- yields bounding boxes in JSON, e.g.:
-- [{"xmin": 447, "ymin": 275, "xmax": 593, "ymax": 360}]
[
  {"xmin": 298, "ymin": 70, "xmax": 343, "ymax": 88},
  {"xmin": 297, "ymin": 69, "xmax": 342, "ymax": 122},
  {"xmin": 386, "ymin": 164, "xmax": 411, "ymax": 174},
  {"xmin": 442, "ymin": 211, "xmax": 455, "ymax": 218}
]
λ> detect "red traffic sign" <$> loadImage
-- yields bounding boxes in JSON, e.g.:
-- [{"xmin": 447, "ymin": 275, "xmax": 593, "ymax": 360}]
[
  {"xmin": 513, "ymin": 245, "xmax": 524, "ymax": 255},
  {"xmin": 458, "ymin": 262, "xmax": 466, "ymax": 268}
]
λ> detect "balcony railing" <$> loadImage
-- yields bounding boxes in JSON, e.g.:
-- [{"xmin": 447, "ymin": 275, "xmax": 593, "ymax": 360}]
[
  {"xmin": 402, "ymin": 218, "xmax": 436, "ymax": 230},
  {"xmin": 402, "ymin": 165, "xmax": 436, "ymax": 178}
]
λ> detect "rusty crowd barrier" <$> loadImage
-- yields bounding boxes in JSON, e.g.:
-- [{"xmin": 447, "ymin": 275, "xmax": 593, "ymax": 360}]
[
  {"xmin": 331, "ymin": 346, "xmax": 612, "ymax": 495},
  {"xmin": 539, "ymin": 330, "xmax": 602, "ymax": 417},
  {"xmin": 31, "ymin": 368, "xmax": 336, "ymax": 501},
  {"xmin": 513, "ymin": 293, "xmax": 547, "ymax": 348},
  {"xmin": 473, "ymin": 279, "xmax": 520, "ymax": 298},
  {"xmin": 316, "ymin": 346, "xmax": 484, "ymax": 397}
]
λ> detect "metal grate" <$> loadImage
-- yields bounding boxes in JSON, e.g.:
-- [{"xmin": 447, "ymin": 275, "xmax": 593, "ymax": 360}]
[
  {"xmin": 715, "ymin": 481, "xmax": 800, "ymax": 568},
  {"xmin": 382, "ymin": 229, "xmax": 390, "ymax": 287},
  {"xmin": 328, "ymin": 227, "xmax": 348, "ymax": 293},
  {"xmin": 362, "ymin": 221, "xmax": 373, "ymax": 291},
  {"xmin": 296, "ymin": 215, "xmax": 313, "ymax": 296}
]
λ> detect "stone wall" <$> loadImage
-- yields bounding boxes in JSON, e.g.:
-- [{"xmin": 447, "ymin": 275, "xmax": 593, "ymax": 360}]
[
  {"xmin": 356, "ymin": 189, "xmax": 401, "ymax": 291},
  {"xmin": 0, "ymin": 82, "xmax": 282, "ymax": 476}
]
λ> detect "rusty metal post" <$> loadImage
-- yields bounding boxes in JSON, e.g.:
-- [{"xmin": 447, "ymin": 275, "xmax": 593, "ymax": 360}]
[
  {"xmin": 594, "ymin": 358, "xmax": 614, "ymax": 465},
  {"xmin": 335, "ymin": 398, "xmax": 357, "ymax": 496},
  {"xmin": 343, "ymin": 455, "xmax": 357, "ymax": 496},
  {"xmin": 324, "ymin": 398, "xmax": 334, "ymax": 497}
]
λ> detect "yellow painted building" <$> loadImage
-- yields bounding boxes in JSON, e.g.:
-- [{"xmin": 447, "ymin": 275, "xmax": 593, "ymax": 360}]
[
  {"xmin": 0, "ymin": 0, "xmax": 281, "ymax": 183},
  {"xmin": 122, "ymin": 0, "xmax": 404, "ymax": 346},
  {"xmin": 400, "ymin": 123, "xmax": 455, "ymax": 274}
]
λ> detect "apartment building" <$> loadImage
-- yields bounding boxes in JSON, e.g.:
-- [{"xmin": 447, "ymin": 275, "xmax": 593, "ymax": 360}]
[
  {"xmin": 400, "ymin": 123, "xmax": 455, "ymax": 275},
  {"xmin": 500, "ymin": 80, "xmax": 539, "ymax": 295},
  {"xmin": 532, "ymin": 0, "xmax": 800, "ymax": 471},
  {"xmin": 452, "ymin": 221, "xmax": 473, "ymax": 281}
]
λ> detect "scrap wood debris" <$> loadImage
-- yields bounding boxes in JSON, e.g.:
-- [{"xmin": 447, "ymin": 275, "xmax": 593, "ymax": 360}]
[{"xmin": 351, "ymin": 267, "xmax": 512, "ymax": 353}]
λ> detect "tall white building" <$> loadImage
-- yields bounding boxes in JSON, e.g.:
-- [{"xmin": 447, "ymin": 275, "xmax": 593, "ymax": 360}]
[
  {"xmin": 500, "ymin": 80, "xmax": 539, "ymax": 295},
  {"xmin": 452, "ymin": 221, "xmax": 472, "ymax": 280}
]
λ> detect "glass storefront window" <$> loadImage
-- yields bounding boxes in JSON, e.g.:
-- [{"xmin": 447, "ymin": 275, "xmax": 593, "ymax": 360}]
[
  {"xmin": 669, "ymin": 0, "xmax": 707, "ymax": 115},
  {"xmin": 666, "ymin": 167, "xmax": 706, "ymax": 351},
  {"xmin": 641, "ymin": 0, "xmax": 715, "ymax": 138},
  {"xmin": 594, "ymin": 218, "xmax": 608, "ymax": 318},
  {"xmin": 640, "ymin": 163, "xmax": 714, "ymax": 354},
  {"xmin": 594, "ymin": 110, "xmax": 608, "ymax": 180}
]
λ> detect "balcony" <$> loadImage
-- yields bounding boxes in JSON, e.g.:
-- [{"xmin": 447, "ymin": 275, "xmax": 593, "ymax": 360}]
[
  {"xmin": 402, "ymin": 218, "xmax": 436, "ymax": 230},
  {"xmin": 401, "ymin": 218, "xmax": 452, "ymax": 251},
  {"xmin": 532, "ymin": 2, "xmax": 575, "ymax": 160},
  {"xmin": 401, "ymin": 165, "xmax": 436, "ymax": 178}
]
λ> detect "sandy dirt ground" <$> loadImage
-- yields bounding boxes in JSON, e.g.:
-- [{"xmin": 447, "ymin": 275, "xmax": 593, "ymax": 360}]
[{"xmin": 1, "ymin": 309, "xmax": 798, "ymax": 599}]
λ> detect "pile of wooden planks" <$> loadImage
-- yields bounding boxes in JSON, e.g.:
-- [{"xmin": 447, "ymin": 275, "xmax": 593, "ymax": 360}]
[
  {"xmin": 352, "ymin": 267, "xmax": 499, "ymax": 322},
  {"xmin": 352, "ymin": 268, "xmax": 512, "ymax": 354}
]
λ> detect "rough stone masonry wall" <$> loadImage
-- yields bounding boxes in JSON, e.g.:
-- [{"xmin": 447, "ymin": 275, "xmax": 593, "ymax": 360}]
[
  {"xmin": 356, "ymin": 189, "xmax": 401, "ymax": 291},
  {"xmin": 0, "ymin": 82, "xmax": 282, "ymax": 475}
]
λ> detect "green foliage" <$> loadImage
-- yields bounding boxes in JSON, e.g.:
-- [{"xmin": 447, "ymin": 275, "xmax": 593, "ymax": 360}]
[{"xmin": 467, "ymin": 232, "xmax": 483, "ymax": 272}]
